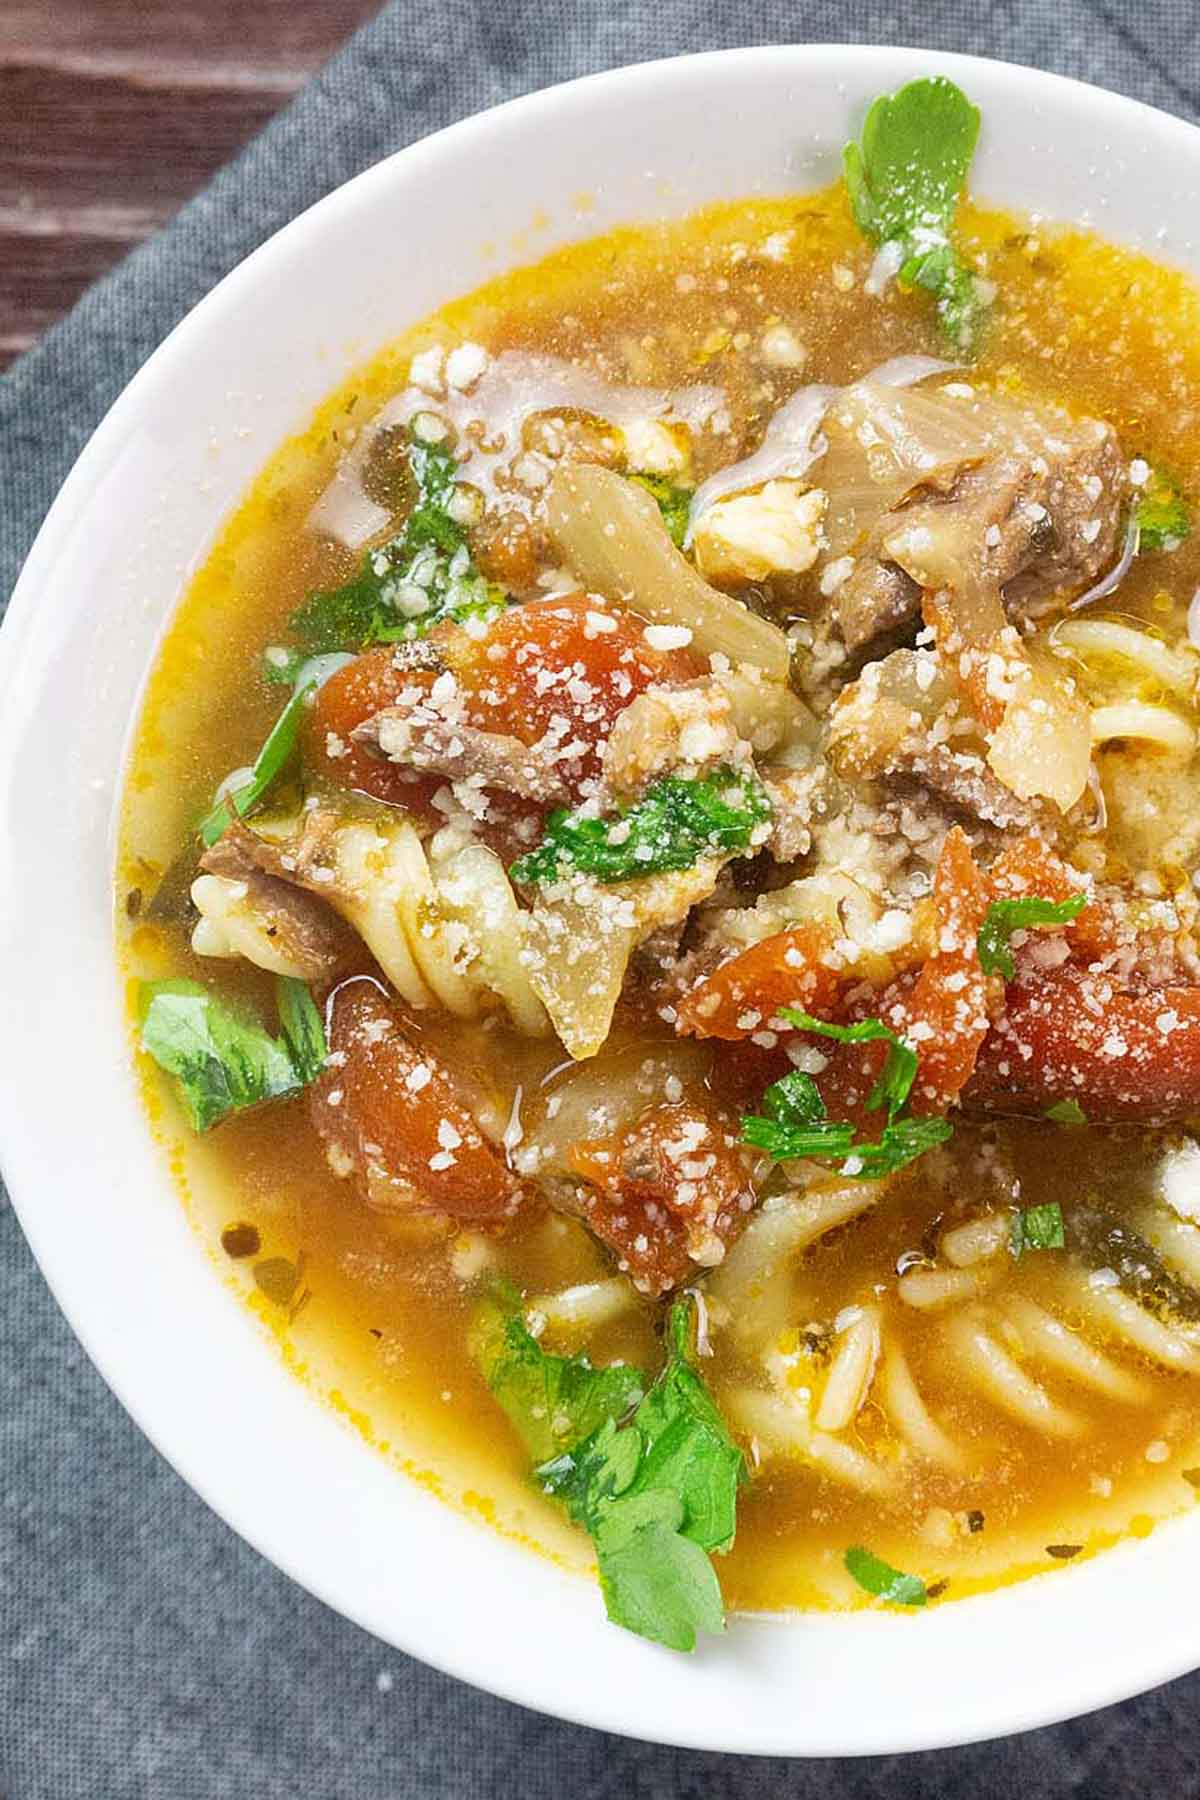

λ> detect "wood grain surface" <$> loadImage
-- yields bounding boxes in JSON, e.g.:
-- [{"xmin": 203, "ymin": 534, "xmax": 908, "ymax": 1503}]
[{"xmin": 1, "ymin": 0, "xmax": 381, "ymax": 371}]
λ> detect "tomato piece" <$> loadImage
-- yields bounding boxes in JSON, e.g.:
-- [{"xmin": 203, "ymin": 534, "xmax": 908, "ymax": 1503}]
[
  {"xmin": 900, "ymin": 826, "xmax": 996, "ymax": 1112},
  {"xmin": 436, "ymin": 591, "xmax": 703, "ymax": 793},
  {"xmin": 780, "ymin": 830, "xmax": 994, "ymax": 1121},
  {"xmin": 308, "ymin": 648, "xmax": 442, "ymax": 813},
  {"xmin": 311, "ymin": 980, "xmax": 524, "ymax": 1220},
  {"xmin": 987, "ymin": 835, "xmax": 1116, "ymax": 961},
  {"xmin": 567, "ymin": 1101, "xmax": 754, "ymax": 1295},
  {"xmin": 968, "ymin": 972, "xmax": 1200, "ymax": 1124},
  {"xmin": 674, "ymin": 924, "xmax": 843, "ymax": 1041}
]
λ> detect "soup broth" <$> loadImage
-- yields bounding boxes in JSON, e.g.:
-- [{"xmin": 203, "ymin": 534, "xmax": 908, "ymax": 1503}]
[{"xmin": 120, "ymin": 82, "xmax": 1200, "ymax": 1641}]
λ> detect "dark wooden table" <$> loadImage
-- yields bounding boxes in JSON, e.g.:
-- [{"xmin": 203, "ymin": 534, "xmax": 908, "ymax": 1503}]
[{"xmin": 1, "ymin": 0, "xmax": 381, "ymax": 372}]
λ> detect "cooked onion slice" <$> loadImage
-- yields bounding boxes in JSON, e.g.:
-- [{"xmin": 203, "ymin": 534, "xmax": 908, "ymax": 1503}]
[{"xmin": 545, "ymin": 463, "xmax": 791, "ymax": 679}]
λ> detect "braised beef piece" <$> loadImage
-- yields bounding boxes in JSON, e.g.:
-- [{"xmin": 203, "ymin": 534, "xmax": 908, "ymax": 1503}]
[{"xmin": 831, "ymin": 396, "xmax": 1126, "ymax": 651}]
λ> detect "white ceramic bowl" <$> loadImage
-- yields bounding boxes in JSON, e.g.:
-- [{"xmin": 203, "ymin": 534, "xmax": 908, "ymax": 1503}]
[{"xmin": 4, "ymin": 44, "xmax": 1200, "ymax": 1757}]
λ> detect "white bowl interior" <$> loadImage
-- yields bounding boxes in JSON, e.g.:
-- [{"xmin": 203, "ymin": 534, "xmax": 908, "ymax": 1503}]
[{"xmin": 3, "ymin": 45, "xmax": 1200, "ymax": 1755}]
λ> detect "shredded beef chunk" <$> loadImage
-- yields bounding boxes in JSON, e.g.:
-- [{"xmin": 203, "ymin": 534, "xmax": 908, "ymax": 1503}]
[
  {"xmin": 199, "ymin": 824, "xmax": 356, "ymax": 979},
  {"xmin": 830, "ymin": 394, "xmax": 1126, "ymax": 650},
  {"xmin": 353, "ymin": 704, "xmax": 573, "ymax": 804}
]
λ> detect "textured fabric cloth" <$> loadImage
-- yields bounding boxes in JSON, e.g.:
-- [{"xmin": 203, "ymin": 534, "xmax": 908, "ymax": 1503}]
[{"xmin": 3, "ymin": 3, "xmax": 1200, "ymax": 1794}]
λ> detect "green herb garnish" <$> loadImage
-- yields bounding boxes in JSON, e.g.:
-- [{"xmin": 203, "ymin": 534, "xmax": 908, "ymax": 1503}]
[
  {"xmin": 1011, "ymin": 1202, "xmax": 1066, "ymax": 1258},
  {"xmin": 741, "ymin": 1009, "xmax": 951, "ymax": 1180},
  {"xmin": 510, "ymin": 766, "xmax": 770, "ymax": 887},
  {"xmin": 477, "ymin": 1298, "xmax": 744, "ymax": 1652},
  {"xmin": 976, "ymin": 892, "xmax": 1087, "ymax": 980},
  {"xmin": 1045, "ymin": 1098, "xmax": 1087, "ymax": 1126},
  {"xmin": 284, "ymin": 424, "xmax": 507, "ymax": 660},
  {"xmin": 471, "ymin": 1303, "xmax": 645, "ymax": 1464},
  {"xmin": 844, "ymin": 1546, "xmax": 928, "ymax": 1607},
  {"xmin": 628, "ymin": 473, "xmax": 694, "ymax": 549},
  {"xmin": 1134, "ymin": 466, "xmax": 1190, "ymax": 553},
  {"xmin": 199, "ymin": 680, "xmax": 314, "ymax": 847},
  {"xmin": 843, "ymin": 76, "xmax": 987, "ymax": 352},
  {"xmin": 139, "ymin": 974, "xmax": 326, "ymax": 1132}
]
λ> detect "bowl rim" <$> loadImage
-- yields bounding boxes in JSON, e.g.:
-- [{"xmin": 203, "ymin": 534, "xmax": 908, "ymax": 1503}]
[{"xmin": 5, "ymin": 42, "xmax": 1200, "ymax": 1757}]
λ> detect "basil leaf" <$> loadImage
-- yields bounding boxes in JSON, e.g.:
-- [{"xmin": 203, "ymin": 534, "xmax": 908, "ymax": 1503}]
[
  {"xmin": 746, "ymin": 1011, "xmax": 949, "ymax": 1178},
  {"xmin": 843, "ymin": 76, "xmax": 986, "ymax": 352},
  {"xmin": 511, "ymin": 766, "xmax": 771, "ymax": 886},
  {"xmin": 844, "ymin": 1545, "xmax": 928, "ymax": 1607},
  {"xmin": 630, "ymin": 1303, "xmax": 745, "ymax": 1554},
  {"xmin": 976, "ymin": 893, "xmax": 1087, "ymax": 980},
  {"xmin": 285, "ymin": 424, "xmax": 508, "ymax": 658},
  {"xmin": 628, "ymin": 473, "xmax": 694, "ymax": 549},
  {"xmin": 1045, "ymin": 1098, "xmax": 1087, "ymax": 1126},
  {"xmin": 199, "ymin": 678, "xmax": 315, "ymax": 847},
  {"xmin": 1011, "ymin": 1202, "xmax": 1066, "ymax": 1259},
  {"xmin": 762, "ymin": 1068, "xmax": 827, "ymax": 1127},
  {"xmin": 1134, "ymin": 466, "xmax": 1190, "ymax": 553},
  {"xmin": 139, "ymin": 980, "xmax": 300, "ymax": 1132},
  {"xmin": 473, "ymin": 1305, "xmax": 644, "ymax": 1465},
  {"xmin": 275, "ymin": 976, "xmax": 327, "ymax": 1084}
]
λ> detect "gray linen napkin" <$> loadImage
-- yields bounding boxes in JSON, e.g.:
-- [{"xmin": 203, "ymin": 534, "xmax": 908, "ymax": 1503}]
[{"xmin": 3, "ymin": 4, "xmax": 1200, "ymax": 1795}]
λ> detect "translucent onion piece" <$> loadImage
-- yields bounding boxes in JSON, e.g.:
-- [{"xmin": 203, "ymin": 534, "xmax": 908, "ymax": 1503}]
[
  {"xmin": 520, "ymin": 1039, "xmax": 713, "ymax": 1175},
  {"xmin": 545, "ymin": 463, "xmax": 791, "ymax": 679},
  {"xmin": 986, "ymin": 653, "xmax": 1093, "ymax": 811},
  {"xmin": 524, "ymin": 858, "xmax": 726, "ymax": 1059},
  {"xmin": 310, "ymin": 351, "xmax": 727, "ymax": 546},
  {"xmin": 687, "ymin": 355, "xmax": 956, "ymax": 530}
]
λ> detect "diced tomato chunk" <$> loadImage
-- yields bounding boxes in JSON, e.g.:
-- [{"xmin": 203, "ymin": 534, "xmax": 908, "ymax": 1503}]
[
  {"xmin": 900, "ymin": 826, "xmax": 996, "ymax": 1112},
  {"xmin": 969, "ymin": 973, "xmax": 1200, "ymax": 1123},
  {"xmin": 567, "ymin": 1101, "xmax": 753, "ymax": 1295},
  {"xmin": 308, "ymin": 593, "xmax": 700, "ymax": 828},
  {"xmin": 435, "ymin": 591, "xmax": 702, "ymax": 792},
  {"xmin": 674, "ymin": 924, "xmax": 843, "ymax": 1041},
  {"xmin": 311, "ymin": 980, "xmax": 524, "ymax": 1220},
  {"xmin": 988, "ymin": 835, "xmax": 1115, "ymax": 960},
  {"xmin": 308, "ymin": 648, "xmax": 443, "ymax": 813}
]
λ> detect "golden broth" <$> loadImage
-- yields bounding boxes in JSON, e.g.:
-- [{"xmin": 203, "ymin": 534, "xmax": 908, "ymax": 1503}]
[{"xmin": 119, "ymin": 185, "xmax": 1200, "ymax": 1614}]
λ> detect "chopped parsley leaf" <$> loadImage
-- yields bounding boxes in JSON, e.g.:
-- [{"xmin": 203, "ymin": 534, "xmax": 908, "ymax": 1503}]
[
  {"xmin": 976, "ymin": 892, "xmax": 1087, "ymax": 980},
  {"xmin": 471, "ymin": 1303, "xmax": 644, "ymax": 1465},
  {"xmin": 741, "ymin": 1011, "xmax": 951, "ymax": 1180},
  {"xmin": 1134, "ymin": 466, "xmax": 1190, "ymax": 553},
  {"xmin": 628, "ymin": 472, "xmax": 694, "ymax": 549},
  {"xmin": 844, "ymin": 1546, "xmax": 928, "ymax": 1607},
  {"xmin": 843, "ymin": 76, "xmax": 987, "ymax": 353},
  {"xmin": 477, "ymin": 1298, "xmax": 743, "ymax": 1652},
  {"xmin": 282, "ymin": 424, "xmax": 508, "ymax": 660},
  {"xmin": 1045, "ymin": 1098, "xmax": 1087, "ymax": 1126},
  {"xmin": 510, "ymin": 766, "xmax": 770, "ymax": 887},
  {"xmin": 1011, "ymin": 1202, "xmax": 1066, "ymax": 1258}
]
